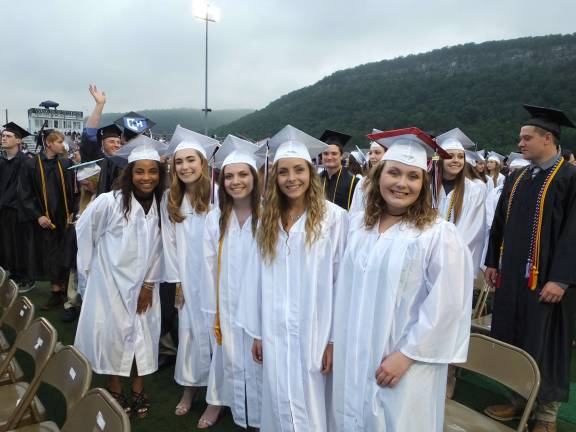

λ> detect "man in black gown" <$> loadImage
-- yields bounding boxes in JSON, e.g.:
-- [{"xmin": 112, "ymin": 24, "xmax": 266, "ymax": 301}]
[
  {"xmin": 484, "ymin": 105, "xmax": 576, "ymax": 432},
  {"xmin": 0, "ymin": 123, "xmax": 33, "ymax": 291},
  {"xmin": 319, "ymin": 129, "xmax": 357, "ymax": 210},
  {"xmin": 18, "ymin": 130, "xmax": 75, "ymax": 310}
]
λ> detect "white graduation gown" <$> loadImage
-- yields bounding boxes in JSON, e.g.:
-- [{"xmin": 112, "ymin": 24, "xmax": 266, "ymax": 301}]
[
  {"xmin": 349, "ymin": 177, "xmax": 368, "ymax": 214},
  {"xmin": 74, "ymin": 191, "xmax": 162, "ymax": 377},
  {"xmin": 237, "ymin": 201, "xmax": 348, "ymax": 432},
  {"xmin": 161, "ymin": 190, "xmax": 212, "ymax": 386},
  {"xmin": 201, "ymin": 208, "xmax": 262, "ymax": 428},
  {"xmin": 486, "ymin": 172, "xmax": 505, "ymax": 194},
  {"xmin": 331, "ymin": 214, "xmax": 473, "ymax": 432},
  {"xmin": 437, "ymin": 177, "xmax": 485, "ymax": 273},
  {"xmin": 481, "ymin": 183, "xmax": 504, "ymax": 268}
]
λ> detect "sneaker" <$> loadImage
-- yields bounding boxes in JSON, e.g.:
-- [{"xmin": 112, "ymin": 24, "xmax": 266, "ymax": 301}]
[
  {"xmin": 61, "ymin": 307, "xmax": 79, "ymax": 323},
  {"xmin": 41, "ymin": 292, "xmax": 65, "ymax": 311},
  {"xmin": 18, "ymin": 281, "xmax": 36, "ymax": 294}
]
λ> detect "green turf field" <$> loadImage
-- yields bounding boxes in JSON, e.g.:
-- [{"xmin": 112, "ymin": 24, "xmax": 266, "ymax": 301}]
[{"xmin": 26, "ymin": 283, "xmax": 576, "ymax": 431}]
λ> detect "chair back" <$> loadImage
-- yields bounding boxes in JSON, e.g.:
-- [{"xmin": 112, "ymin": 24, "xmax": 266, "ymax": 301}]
[
  {"xmin": 0, "ymin": 278, "xmax": 18, "ymax": 319},
  {"xmin": 459, "ymin": 334, "xmax": 540, "ymax": 431},
  {"xmin": 0, "ymin": 296, "xmax": 35, "ymax": 350},
  {"xmin": 62, "ymin": 388, "xmax": 131, "ymax": 432}
]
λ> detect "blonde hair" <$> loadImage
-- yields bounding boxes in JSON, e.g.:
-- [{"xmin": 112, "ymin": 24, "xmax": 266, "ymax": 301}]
[
  {"xmin": 488, "ymin": 162, "xmax": 501, "ymax": 187},
  {"xmin": 257, "ymin": 161, "xmax": 326, "ymax": 262},
  {"xmin": 438, "ymin": 159, "xmax": 465, "ymax": 223},
  {"xmin": 78, "ymin": 174, "xmax": 100, "ymax": 214},
  {"xmin": 364, "ymin": 161, "xmax": 437, "ymax": 230},
  {"xmin": 167, "ymin": 150, "xmax": 211, "ymax": 223}
]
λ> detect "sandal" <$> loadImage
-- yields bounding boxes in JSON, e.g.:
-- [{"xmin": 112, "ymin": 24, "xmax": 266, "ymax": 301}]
[
  {"xmin": 131, "ymin": 389, "xmax": 150, "ymax": 418},
  {"xmin": 107, "ymin": 389, "xmax": 131, "ymax": 414},
  {"xmin": 197, "ymin": 405, "xmax": 222, "ymax": 429},
  {"xmin": 174, "ymin": 387, "xmax": 198, "ymax": 416}
]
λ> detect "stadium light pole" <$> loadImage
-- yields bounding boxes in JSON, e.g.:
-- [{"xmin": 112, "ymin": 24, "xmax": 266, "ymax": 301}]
[{"xmin": 192, "ymin": 0, "xmax": 221, "ymax": 136}]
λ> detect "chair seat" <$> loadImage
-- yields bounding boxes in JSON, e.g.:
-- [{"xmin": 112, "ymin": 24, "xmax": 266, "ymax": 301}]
[
  {"xmin": 0, "ymin": 382, "xmax": 29, "ymax": 427},
  {"xmin": 471, "ymin": 314, "xmax": 492, "ymax": 333},
  {"xmin": 7, "ymin": 421, "xmax": 60, "ymax": 432},
  {"xmin": 444, "ymin": 400, "xmax": 514, "ymax": 432}
]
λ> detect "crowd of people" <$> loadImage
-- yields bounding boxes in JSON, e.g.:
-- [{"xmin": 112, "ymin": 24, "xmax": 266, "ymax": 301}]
[{"xmin": 1, "ymin": 84, "xmax": 575, "ymax": 432}]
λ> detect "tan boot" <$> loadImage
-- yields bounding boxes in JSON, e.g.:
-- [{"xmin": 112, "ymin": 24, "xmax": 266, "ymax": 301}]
[
  {"xmin": 484, "ymin": 403, "xmax": 522, "ymax": 421},
  {"xmin": 532, "ymin": 421, "xmax": 557, "ymax": 432}
]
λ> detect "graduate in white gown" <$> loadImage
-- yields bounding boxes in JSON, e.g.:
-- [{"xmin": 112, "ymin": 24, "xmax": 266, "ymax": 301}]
[
  {"xmin": 201, "ymin": 135, "xmax": 263, "ymax": 429},
  {"xmin": 435, "ymin": 128, "xmax": 486, "ymax": 273},
  {"xmin": 237, "ymin": 125, "xmax": 348, "ymax": 432},
  {"xmin": 331, "ymin": 128, "xmax": 473, "ymax": 432},
  {"xmin": 349, "ymin": 134, "xmax": 387, "ymax": 213},
  {"xmin": 75, "ymin": 136, "xmax": 167, "ymax": 417},
  {"xmin": 159, "ymin": 125, "xmax": 221, "ymax": 425},
  {"xmin": 464, "ymin": 150, "xmax": 488, "ymax": 200},
  {"xmin": 486, "ymin": 151, "xmax": 505, "ymax": 194}
]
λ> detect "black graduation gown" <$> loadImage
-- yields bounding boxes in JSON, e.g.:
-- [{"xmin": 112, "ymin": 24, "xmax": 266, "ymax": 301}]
[
  {"xmin": 97, "ymin": 158, "xmax": 122, "ymax": 195},
  {"xmin": 320, "ymin": 168, "xmax": 358, "ymax": 210},
  {"xmin": 0, "ymin": 151, "xmax": 29, "ymax": 273},
  {"xmin": 485, "ymin": 161, "xmax": 576, "ymax": 403},
  {"xmin": 17, "ymin": 153, "xmax": 75, "ymax": 282}
]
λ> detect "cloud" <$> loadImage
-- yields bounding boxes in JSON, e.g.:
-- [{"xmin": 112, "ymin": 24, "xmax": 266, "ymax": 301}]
[{"xmin": 1, "ymin": 0, "xmax": 575, "ymax": 126}]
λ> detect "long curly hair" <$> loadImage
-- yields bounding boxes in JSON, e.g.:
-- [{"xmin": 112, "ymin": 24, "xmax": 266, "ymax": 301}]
[
  {"xmin": 167, "ymin": 150, "xmax": 211, "ymax": 223},
  {"xmin": 257, "ymin": 160, "xmax": 326, "ymax": 262},
  {"xmin": 116, "ymin": 160, "xmax": 167, "ymax": 223},
  {"xmin": 437, "ymin": 158, "xmax": 465, "ymax": 223},
  {"xmin": 218, "ymin": 164, "xmax": 261, "ymax": 242},
  {"xmin": 364, "ymin": 161, "xmax": 437, "ymax": 231}
]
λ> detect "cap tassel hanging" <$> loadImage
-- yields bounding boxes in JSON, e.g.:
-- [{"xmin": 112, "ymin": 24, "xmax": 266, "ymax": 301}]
[
  {"xmin": 264, "ymin": 140, "xmax": 270, "ymax": 196},
  {"xmin": 209, "ymin": 145, "xmax": 220, "ymax": 205}
]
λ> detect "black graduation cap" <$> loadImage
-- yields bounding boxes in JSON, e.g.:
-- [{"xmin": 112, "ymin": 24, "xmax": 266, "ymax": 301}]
[
  {"xmin": 523, "ymin": 105, "xmax": 576, "ymax": 138},
  {"xmin": 319, "ymin": 129, "xmax": 352, "ymax": 147},
  {"xmin": 97, "ymin": 124, "xmax": 122, "ymax": 143},
  {"xmin": 2, "ymin": 122, "xmax": 31, "ymax": 139},
  {"xmin": 114, "ymin": 111, "xmax": 156, "ymax": 141}
]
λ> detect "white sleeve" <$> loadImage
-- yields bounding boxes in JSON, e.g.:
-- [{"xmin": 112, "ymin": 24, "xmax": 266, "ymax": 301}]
[
  {"xmin": 458, "ymin": 182, "xmax": 486, "ymax": 272},
  {"xmin": 400, "ymin": 223, "xmax": 473, "ymax": 364},
  {"xmin": 75, "ymin": 193, "xmax": 112, "ymax": 281},
  {"xmin": 349, "ymin": 178, "xmax": 365, "ymax": 214},
  {"xmin": 160, "ymin": 192, "xmax": 180, "ymax": 283},
  {"xmin": 144, "ymin": 228, "xmax": 162, "ymax": 283},
  {"xmin": 201, "ymin": 211, "xmax": 219, "ymax": 315},
  {"xmin": 236, "ymin": 243, "xmax": 262, "ymax": 340},
  {"xmin": 329, "ymin": 208, "xmax": 349, "ymax": 342}
]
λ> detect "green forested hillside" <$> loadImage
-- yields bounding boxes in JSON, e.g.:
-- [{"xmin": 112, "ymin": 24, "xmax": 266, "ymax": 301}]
[
  {"xmin": 215, "ymin": 34, "xmax": 576, "ymax": 153},
  {"xmin": 99, "ymin": 108, "xmax": 253, "ymax": 137}
]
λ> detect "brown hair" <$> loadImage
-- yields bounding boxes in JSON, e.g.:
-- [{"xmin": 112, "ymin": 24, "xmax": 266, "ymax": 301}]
[
  {"xmin": 217, "ymin": 164, "xmax": 260, "ymax": 241},
  {"xmin": 438, "ymin": 158, "xmax": 465, "ymax": 223},
  {"xmin": 364, "ymin": 161, "xmax": 437, "ymax": 231},
  {"xmin": 464, "ymin": 163, "xmax": 482, "ymax": 182},
  {"xmin": 487, "ymin": 162, "xmax": 501, "ymax": 188},
  {"xmin": 167, "ymin": 150, "xmax": 211, "ymax": 223},
  {"xmin": 45, "ymin": 130, "xmax": 65, "ymax": 146},
  {"xmin": 257, "ymin": 161, "xmax": 326, "ymax": 262}
]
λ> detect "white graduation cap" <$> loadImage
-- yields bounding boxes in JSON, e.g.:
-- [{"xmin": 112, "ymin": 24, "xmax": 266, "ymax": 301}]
[
  {"xmin": 370, "ymin": 128, "xmax": 388, "ymax": 150},
  {"xmin": 68, "ymin": 159, "xmax": 102, "ymax": 181},
  {"xmin": 268, "ymin": 125, "xmax": 327, "ymax": 164},
  {"xmin": 476, "ymin": 150, "xmax": 486, "ymax": 162},
  {"xmin": 367, "ymin": 127, "xmax": 448, "ymax": 170},
  {"xmin": 507, "ymin": 152, "xmax": 529, "ymax": 169},
  {"xmin": 215, "ymin": 134, "xmax": 263, "ymax": 170},
  {"xmin": 350, "ymin": 145, "xmax": 368, "ymax": 165},
  {"xmin": 464, "ymin": 150, "xmax": 481, "ymax": 167},
  {"xmin": 487, "ymin": 151, "xmax": 504, "ymax": 164},
  {"xmin": 113, "ymin": 135, "xmax": 167, "ymax": 163},
  {"xmin": 436, "ymin": 128, "xmax": 476, "ymax": 152},
  {"xmin": 166, "ymin": 125, "xmax": 219, "ymax": 160}
]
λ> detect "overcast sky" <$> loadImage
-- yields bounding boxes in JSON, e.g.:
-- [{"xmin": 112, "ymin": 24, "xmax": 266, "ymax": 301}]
[{"xmin": 2, "ymin": 0, "xmax": 575, "ymax": 127}]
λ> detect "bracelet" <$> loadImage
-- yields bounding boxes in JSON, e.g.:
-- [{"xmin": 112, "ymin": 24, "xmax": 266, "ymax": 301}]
[{"xmin": 142, "ymin": 282, "xmax": 155, "ymax": 291}]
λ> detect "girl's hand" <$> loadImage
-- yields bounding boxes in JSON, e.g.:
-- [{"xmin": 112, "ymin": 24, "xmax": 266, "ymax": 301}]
[
  {"xmin": 252, "ymin": 339, "xmax": 263, "ymax": 364},
  {"xmin": 321, "ymin": 343, "xmax": 333, "ymax": 375},
  {"xmin": 375, "ymin": 351, "xmax": 414, "ymax": 388},
  {"xmin": 137, "ymin": 285, "xmax": 153, "ymax": 314}
]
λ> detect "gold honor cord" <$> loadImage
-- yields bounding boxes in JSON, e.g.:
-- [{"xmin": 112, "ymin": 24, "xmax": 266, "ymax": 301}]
[
  {"xmin": 322, "ymin": 167, "xmax": 343, "ymax": 203},
  {"xmin": 445, "ymin": 188, "xmax": 457, "ymax": 222},
  {"xmin": 214, "ymin": 236, "xmax": 224, "ymax": 346},
  {"xmin": 347, "ymin": 176, "xmax": 356, "ymax": 210},
  {"xmin": 37, "ymin": 155, "xmax": 70, "ymax": 229}
]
